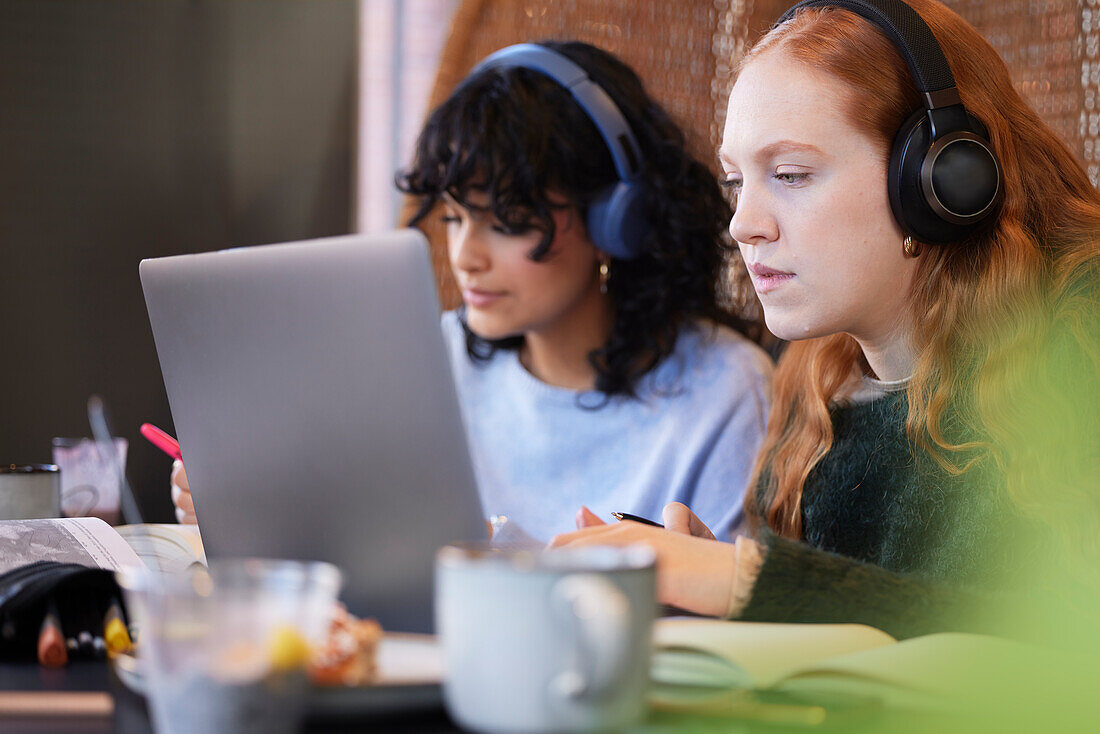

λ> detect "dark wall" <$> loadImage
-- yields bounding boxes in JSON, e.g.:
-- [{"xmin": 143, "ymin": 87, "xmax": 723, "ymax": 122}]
[{"xmin": 0, "ymin": 0, "xmax": 358, "ymax": 521}]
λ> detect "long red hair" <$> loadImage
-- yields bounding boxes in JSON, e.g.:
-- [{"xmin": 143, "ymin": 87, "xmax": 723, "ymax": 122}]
[{"xmin": 743, "ymin": 0, "xmax": 1100, "ymax": 549}]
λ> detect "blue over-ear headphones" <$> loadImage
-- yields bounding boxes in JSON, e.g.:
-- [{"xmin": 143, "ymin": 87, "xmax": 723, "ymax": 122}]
[
  {"xmin": 467, "ymin": 43, "xmax": 651, "ymax": 260},
  {"xmin": 777, "ymin": 0, "xmax": 1003, "ymax": 245}
]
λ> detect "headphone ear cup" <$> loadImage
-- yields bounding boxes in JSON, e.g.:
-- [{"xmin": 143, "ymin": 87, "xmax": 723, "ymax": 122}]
[
  {"xmin": 586, "ymin": 181, "xmax": 651, "ymax": 260},
  {"xmin": 889, "ymin": 109, "xmax": 1001, "ymax": 245},
  {"xmin": 890, "ymin": 109, "xmax": 955, "ymax": 244}
]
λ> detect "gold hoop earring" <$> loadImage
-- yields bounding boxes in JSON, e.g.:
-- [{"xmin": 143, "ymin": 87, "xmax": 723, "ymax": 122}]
[
  {"xmin": 598, "ymin": 261, "xmax": 610, "ymax": 294},
  {"xmin": 903, "ymin": 235, "xmax": 922, "ymax": 258}
]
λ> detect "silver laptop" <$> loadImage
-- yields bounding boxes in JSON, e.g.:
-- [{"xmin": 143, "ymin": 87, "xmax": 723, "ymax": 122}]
[{"xmin": 140, "ymin": 229, "xmax": 487, "ymax": 632}]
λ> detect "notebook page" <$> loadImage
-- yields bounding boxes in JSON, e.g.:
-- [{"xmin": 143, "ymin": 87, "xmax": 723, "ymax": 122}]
[
  {"xmin": 0, "ymin": 517, "xmax": 143, "ymax": 574},
  {"xmin": 653, "ymin": 619, "xmax": 896, "ymax": 689},
  {"xmin": 778, "ymin": 632, "xmax": 1089, "ymax": 713}
]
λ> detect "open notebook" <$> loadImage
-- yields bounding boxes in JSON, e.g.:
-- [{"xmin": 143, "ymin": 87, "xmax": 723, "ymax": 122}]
[
  {"xmin": 114, "ymin": 523, "xmax": 205, "ymax": 573},
  {"xmin": 650, "ymin": 618, "xmax": 1093, "ymax": 722},
  {"xmin": 0, "ymin": 517, "xmax": 205, "ymax": 576},
  {"xmin": 653, "ymin": 619, "xmax": 895, "ymax": 690}
]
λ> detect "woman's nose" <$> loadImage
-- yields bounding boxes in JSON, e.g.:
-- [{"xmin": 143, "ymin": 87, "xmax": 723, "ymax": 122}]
[
  {"xmin": 728, "ymin": 184, "xmax": 778, "ymax": 246},
  {"xmin": 449, "ymin": 220, "xmax": 488, "ymax": 273}
]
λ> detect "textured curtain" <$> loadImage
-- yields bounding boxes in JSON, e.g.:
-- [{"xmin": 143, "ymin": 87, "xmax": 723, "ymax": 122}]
[{"xmin": 943, "ymin": 1, "xmax": 1092, "ymax": 180}]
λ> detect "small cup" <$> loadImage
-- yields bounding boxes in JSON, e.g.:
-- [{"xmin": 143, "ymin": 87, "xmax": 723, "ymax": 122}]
[
  {"xmin": 436, "ymin": 544, "xmax": 657, "ymax": 734},
  {"xmin": 51, "ymin": 438, "xmax": 127, "ymax": 522},
  {"xmin": 117, "ymin": 559, "xmax": 341, "ymax": 734},
  {"xmin": 0, "ymin": 464, "xmax": 61, "ymax": 520}
]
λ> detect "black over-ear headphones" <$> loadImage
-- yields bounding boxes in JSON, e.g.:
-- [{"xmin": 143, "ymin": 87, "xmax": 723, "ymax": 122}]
[
  {"xmin": 466, "ymin": 43, "xmax": 651, "ymax": 260},
  {"xmin": 777, "ymin": 0, "xmax": 1002, "ymax": 245}
]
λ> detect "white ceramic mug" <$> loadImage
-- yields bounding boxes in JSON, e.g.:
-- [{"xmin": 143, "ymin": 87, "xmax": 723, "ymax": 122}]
[
  {"xmin": 436, "ymin": 544, "xmax": 656, "ymax": 734},
  {"xmin": 0, "ymin": 464, "xmax": 61, "ymax": 520}
]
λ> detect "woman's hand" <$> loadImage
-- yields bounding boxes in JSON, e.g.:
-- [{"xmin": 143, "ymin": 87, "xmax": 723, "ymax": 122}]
[
  {"xmin": 552, "ymin": 504, "xmax": 736, "ymax": 617},
  {"xmin": 574, "ymin": 502, "xmax": 716, "ymax": 540},
  {"xmin": 170, "ymin": 459, "xmax": 197, "ymax": 525},
  {"xmin": 660, "ymin": 502, "xmax": 717, "ymax": 540}
]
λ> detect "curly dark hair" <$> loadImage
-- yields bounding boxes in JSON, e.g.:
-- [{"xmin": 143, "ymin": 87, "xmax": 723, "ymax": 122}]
[{"xmin": 397, "ymin": 40, "xmax": 757, "ymax": 398}]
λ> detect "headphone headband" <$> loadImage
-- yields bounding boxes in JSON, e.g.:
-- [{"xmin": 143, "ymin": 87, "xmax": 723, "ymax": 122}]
[
  {"xmin": 469, "ymin": 44, "xmax": 644, "ymax": 183},
  {"xmin": 463, "ymin": 43, "xmax": 651, "ymax": 259},
  {"xmin": 777, "ymin": 0, "xmax": 957, "ymax": 101}
]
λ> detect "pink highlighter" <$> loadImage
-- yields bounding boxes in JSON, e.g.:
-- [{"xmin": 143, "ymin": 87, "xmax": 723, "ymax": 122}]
[{"xmin": 140, "ymin": 423, "xmax": 182, "ymax": 461}]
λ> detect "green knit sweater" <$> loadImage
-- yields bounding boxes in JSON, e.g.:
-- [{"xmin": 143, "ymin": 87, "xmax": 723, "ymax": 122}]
[{"xmin": 738, "ymin": 390, "xmax": 1028, "ymax": 640}]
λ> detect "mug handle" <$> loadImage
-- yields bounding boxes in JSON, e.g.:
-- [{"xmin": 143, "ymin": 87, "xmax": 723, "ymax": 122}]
[{"xmin": 548, "ymin": 573, "xmax": 632, "ymax": 700}]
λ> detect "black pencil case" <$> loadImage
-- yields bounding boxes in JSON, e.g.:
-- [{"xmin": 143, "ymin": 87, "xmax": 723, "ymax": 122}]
[{"xmin": 0, "ymin": 560, "xmax": 126, "ymax": 661}]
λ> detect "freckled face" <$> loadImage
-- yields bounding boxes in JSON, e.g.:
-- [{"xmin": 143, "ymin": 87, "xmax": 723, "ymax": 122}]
[
  {"xmin": 444, "ymin": 191, "xmax": 602, "ymax": 340},
  {"xmin": 719, "ymin": 51, "xmax": 918, "ymax": 343}
]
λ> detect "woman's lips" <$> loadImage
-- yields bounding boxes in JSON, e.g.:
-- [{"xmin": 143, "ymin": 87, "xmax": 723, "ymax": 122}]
[
  {"xmin": 747, "ymin": 262, "xmax": 795, "ymax": 295},
  {"xmin": 463, "ymin": 288, "xmax": 505, "ymax": 308}
]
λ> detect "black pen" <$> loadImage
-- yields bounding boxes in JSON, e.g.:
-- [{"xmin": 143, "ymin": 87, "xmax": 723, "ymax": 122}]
[{"xmin": 611, "ymin": 512, "xmax": 664, "ymax": 528}]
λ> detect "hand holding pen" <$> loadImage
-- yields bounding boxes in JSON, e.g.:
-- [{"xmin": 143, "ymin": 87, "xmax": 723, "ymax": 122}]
[
  {"xmin": 602, "ymin": 505, "xmax": 716, "ymax": 541},
  {"xmin": 141, "ymin": 423, "xmax": 196, "ymax": 525},
  {"xmin": 553, "ymin": 503, "xmax": 734, "ymax": 617}
]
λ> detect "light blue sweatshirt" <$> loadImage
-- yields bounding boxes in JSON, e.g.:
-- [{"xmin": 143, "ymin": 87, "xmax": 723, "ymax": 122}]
[{"xmin": 441, "ymin": 312, "xmax": 773, "ymax": 542}]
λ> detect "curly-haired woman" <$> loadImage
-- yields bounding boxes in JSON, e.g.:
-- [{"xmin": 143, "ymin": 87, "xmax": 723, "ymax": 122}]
[{"xmin": 396, "ymin": 40, "xmax": 773, "ymax": 542}]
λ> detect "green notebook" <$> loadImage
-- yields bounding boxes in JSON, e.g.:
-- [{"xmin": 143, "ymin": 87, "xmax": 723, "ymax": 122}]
[
  {"xmin": 650, "ymin": 618, "xmax": 1092, "ymax": 725},
  {"xmin": 653, "ymin": 619, "xmax": 895, "ymax": 691}
]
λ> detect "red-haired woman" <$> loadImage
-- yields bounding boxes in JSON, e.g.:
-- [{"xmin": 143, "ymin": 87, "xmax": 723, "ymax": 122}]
[{"xmin": 554, "ymin": 0, "xmax": 1099, "ymax": 642}]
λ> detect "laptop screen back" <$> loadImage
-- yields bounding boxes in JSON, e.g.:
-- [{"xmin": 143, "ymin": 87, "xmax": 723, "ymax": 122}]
[{"xmin": 140, "ymin": 230, "xmax": 486, "ymax": 632}]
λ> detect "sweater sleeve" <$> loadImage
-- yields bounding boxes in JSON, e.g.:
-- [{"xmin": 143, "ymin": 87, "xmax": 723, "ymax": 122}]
[{"xmin": 734, "ymin": 530, "xmax": 997, "ymax": 640}]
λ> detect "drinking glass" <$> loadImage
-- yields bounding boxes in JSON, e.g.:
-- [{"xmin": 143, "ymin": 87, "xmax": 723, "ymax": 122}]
[
  {"xmin": 51, "ymin": 437, "xmax": 127, "ymax": 522},
  {"xmin": 118, "ymin": 558, "xmax": 341, "ymax": 734}
]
